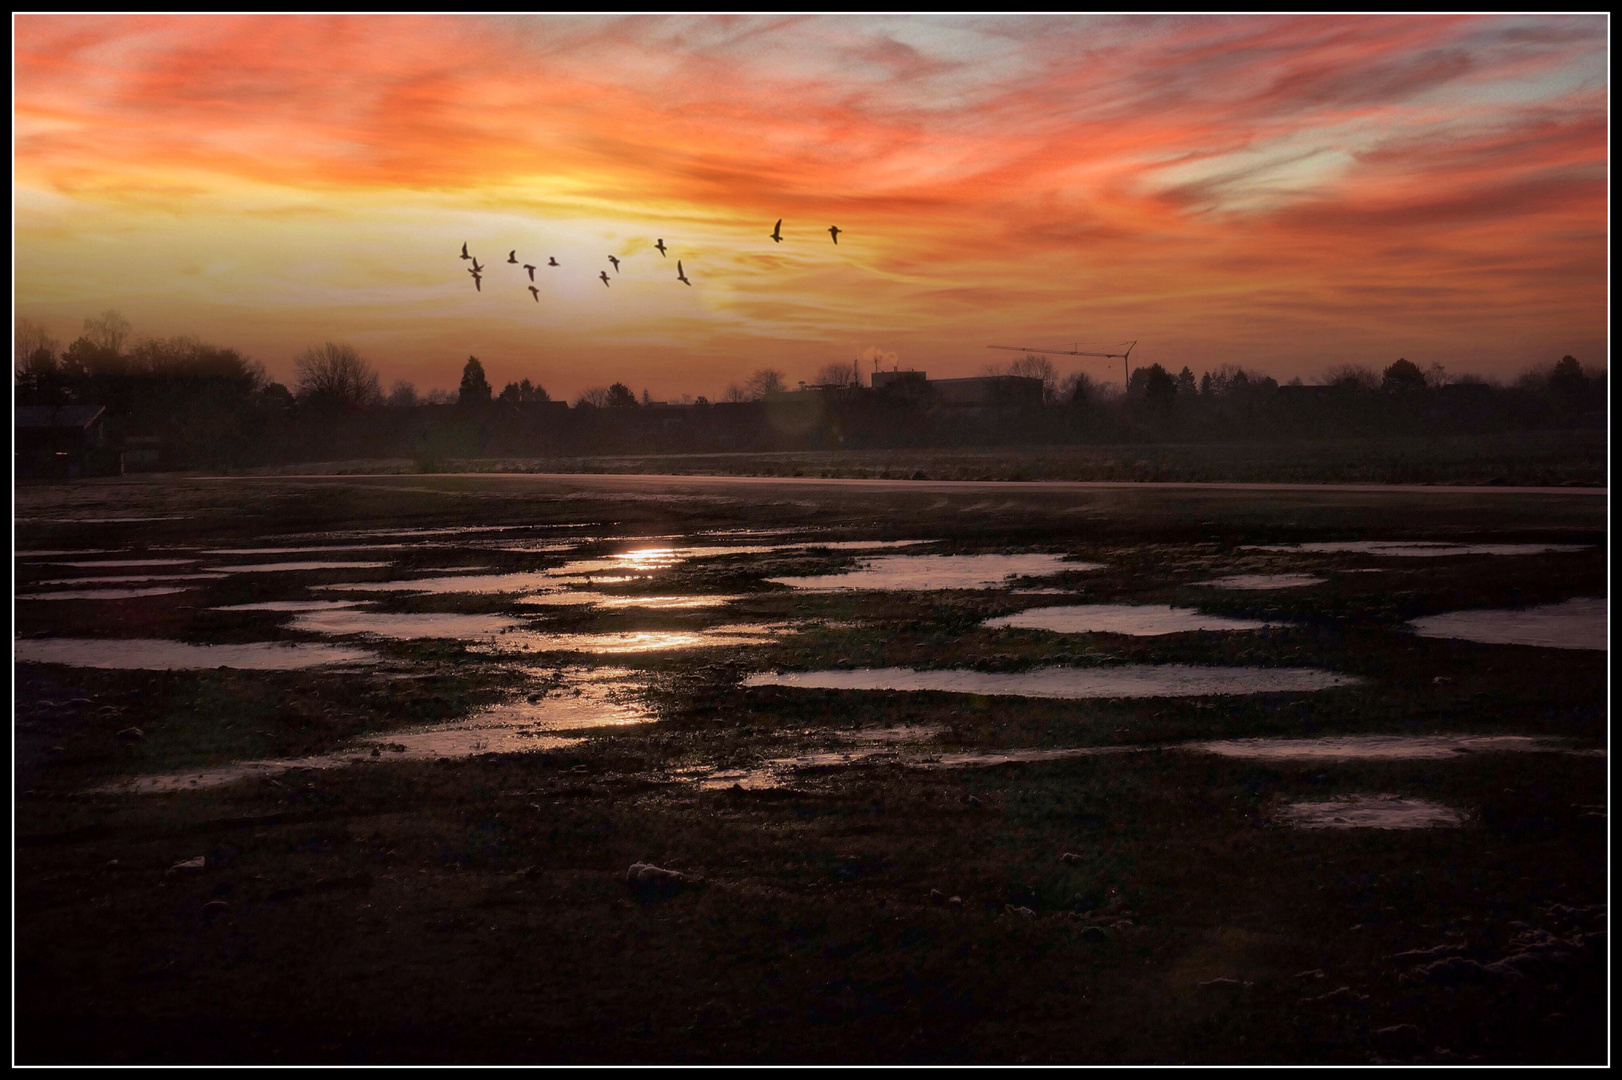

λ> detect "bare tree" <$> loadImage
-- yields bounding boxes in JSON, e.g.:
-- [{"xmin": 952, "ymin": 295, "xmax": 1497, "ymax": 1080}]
[
  {"xmin": 723, "ymin": 383, "xmax": 748, "ymax": 403},
  {"xmin": 574, "ymin": 386, "xmax": 611, "ymax": 408},
  {"xmin": 293, "ymin": 342, "xmax": 382, "ymax": 408},
  {"xmin": 743, "ymin": 368, "xmax": 786, "ymax": 399},
  {"xmin": 813, "ymin": 360, "xmax": 859, "ymax": 388},
  {"xmin": 15, "ymin": 317, "xmax": 58, "ymax": 376},
  {"xmin": 83, "ymin": 309, "xmax": 132, "ymax": 355},
  {"xmin": 1323, "ymin": 364, "xmax": 1379, "ymax": 391},
  {"xmin": 1005, "ymin": 353, "xmax": 1058, "ymax": 404},
  {"xmin": 387, "ymin": 379, "xmax": 420, "ymax": 407}
]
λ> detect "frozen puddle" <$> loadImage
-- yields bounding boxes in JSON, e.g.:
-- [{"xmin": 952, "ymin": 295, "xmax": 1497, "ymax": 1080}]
[
  {"xmin": 1246, "ymin": 542, "xmax": 1592, "ymax": 558},
  {"xmin": 1198, "ymin": 574, "xmax": 1326, "ymax": 590},
  {"xmin": 770, "ymin": 553, "xmax": 1099, "ymax": 591},
  {"xmin": 289, "ymin": 609, "xmax": 530, "ymax": 641},
  {"xmin": 1407, "ymin": 597, "xmax": 1606, "ymax": 651},
  {"xmin": 985, "ymin": 604, "xmax": 1279, "ymax": 635},
  {"xmin": 477, "ymin": 624, "xmax": 782, "ymax": 655},
  {"xmin": 14, "ymin": 638, "xmax": 376, "ymax": 670},
  {"xmin": 93, "ymin": 667, "xmax": 647, "ymax": 794},
  {"xmin": 746, "ymin": 665, "xmax": 1357, "ymax": 699},
  {"xmin": 1187, "ymin": 734, "xmax": 1589, "ymax": 760},
  {"xmin": 1275, "ymin": 796, "xmax": 1467, "ymax": 830}
]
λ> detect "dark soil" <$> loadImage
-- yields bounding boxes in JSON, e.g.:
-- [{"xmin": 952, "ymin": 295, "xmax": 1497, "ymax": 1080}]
[{"xmin": 14, "ymin": 473, "xmax": 1608, "ymax": 1064}]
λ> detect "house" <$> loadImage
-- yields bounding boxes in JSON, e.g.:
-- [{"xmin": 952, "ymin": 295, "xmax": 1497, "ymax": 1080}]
[{"xmin": 15, "ymin": 404, "xmax": 111, "ymax": 479}]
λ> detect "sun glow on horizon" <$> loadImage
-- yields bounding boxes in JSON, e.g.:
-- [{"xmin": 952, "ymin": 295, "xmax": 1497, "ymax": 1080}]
[{"xmin": 14, "ymin": 14, "xmax": 1607, "ymax": 399}]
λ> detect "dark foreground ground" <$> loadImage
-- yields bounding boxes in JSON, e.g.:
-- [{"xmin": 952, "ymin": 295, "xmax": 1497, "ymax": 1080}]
[
  {"xmin": 235, "ymin": 430, "xmax": 1608, "ymax": 487},
  {"xmin": 14, "ymin": 473, "xmax": 1609, "ymax": 1064}
]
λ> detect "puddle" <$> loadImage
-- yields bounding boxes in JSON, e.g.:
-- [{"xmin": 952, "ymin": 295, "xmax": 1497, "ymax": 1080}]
[
  {"xmin": 18, "ymin": 586, "xmax": 199, "ymax": 600},
  {"xmin": 1198, "ymin": 574, "xmax": 1326, "ymax": 590},
  {"xmin": 305, "ymin": 541, "xmax": 935, "ymax": 597},
  {"xmin": 540, "ymin": 542, "xmax": 882, "ymax": 578},
  {"xmin": 476, "ymin": 624, "xmax": 783, "ymax": 655},
  {"xmin": 202, "ymin": 545, "xmax": 410, "ymax": 555},
  {"xmin": 517, "ymin": 592, "xmax": 741, "ymax": 610},
  {"xmin": 1275, "ymin": 795, "xmax": 1467, "ymax": 830},
  {"xmin": 1407, "ymin": 597, "xmax": 1606, "ymax": 651},
  {"xmin": 213, "ymin": 600, "xmax": 367, "ymax": 612},
  {"xmin": 984, "ymin": 604, "xmax": 1279, "ymax": 635},
  {"xmin": 770, "ymin": 553, "xmax": 1099, "ymax": 591},
  {"xmin": 515, "ymin": 591, "xmax": 605, "ymax": 607},
  {"xmin": 1246, "ymin": 542, "xmax": 1592, "ymax": 558},
  {"xmin": 14, "ymin": 638, "xmax": 376, "ymax": 670},
  {"xmin": 212, "ymin": 561, "xmax": 393, "ymax": 573},
  {"xmin": 745, "ymin": 665, "xmax": 1357, "ymax": 699},
  {"xmin": 925, "ymin": 745, "xmax": 1148, "ymax": 767},
  {"xmin": 30, "ymin": 574, "xmax": 230, "ymax": 586},
  {"xmin": 313, "ymin": 571, "xmax": 566, "ymax": 596},
  {"xmin": 289, "ymin": 609, "xmax": 530, "ymax": 641},
  {"xmin": 44, "ymin": 559, "xmax": 198, "ymax": 568},
  {"xmin": 1186, "ymin": 734, "xmax": 1587, "ymax": 759},
  {"xmin": 93, "ymin": 666, "xmax": 646, "ymax": 794},
  {"xmin": 693, "ymin": 736, "xmax": 1144, "ymax": 790},
  {"xmin": 492, "ymin": 541, "xmax": 587, "ymax": 553},
  {"xmin": 23, "ymin": 515, "xmax": 189, "ymax": 524},
  {"xmin": 463, "ymin": 667, "xmax": 651, "ymax": 732}
]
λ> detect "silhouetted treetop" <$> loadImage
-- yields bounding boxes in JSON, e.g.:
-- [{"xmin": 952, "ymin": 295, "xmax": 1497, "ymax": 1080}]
[
  {"xmin": 458, "ymin": 355, "xmax": 492, "ymax": 405},
  {"xmin": 1381, "ymin": 358, "xmax": 1428, "ymax": 394},
  {"xmin": 294, "ymin": 342, "xmax": 381, "ymax": 408}
]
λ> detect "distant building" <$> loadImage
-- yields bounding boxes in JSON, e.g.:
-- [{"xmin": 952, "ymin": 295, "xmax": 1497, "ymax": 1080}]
[
  {"xmin": 15, "ymin": 405, "xmax": 111, "ymax": 479},
  {"xmin": 870, "ymin": 370, "xmax": 1043, "ymax": 408},
  {"xmin": 871, "ymin": 369, "xmax": 930, "ymax": 397}
]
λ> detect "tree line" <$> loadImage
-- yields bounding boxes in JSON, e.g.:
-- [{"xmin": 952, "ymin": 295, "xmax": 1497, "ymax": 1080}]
[{"xmin": 14, "ymin": 311, "xmax": 1606, "ymax": 470}]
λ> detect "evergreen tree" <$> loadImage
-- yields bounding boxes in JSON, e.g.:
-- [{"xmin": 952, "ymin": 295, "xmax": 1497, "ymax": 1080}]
[{"xmin": 459, "ymin": 355, "xmax": 492, "ymax": 405}]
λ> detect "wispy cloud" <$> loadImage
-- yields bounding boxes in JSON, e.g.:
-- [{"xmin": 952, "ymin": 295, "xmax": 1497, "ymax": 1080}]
[{"xmin": 13, "ymin": 14, "xmax": 1607, "ymax": 394}]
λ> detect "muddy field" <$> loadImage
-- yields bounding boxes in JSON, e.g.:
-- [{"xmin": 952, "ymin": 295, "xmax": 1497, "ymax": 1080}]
[{"xmin": 13, "ymin": 473, "xmax": 1608, "ymax": 1063}]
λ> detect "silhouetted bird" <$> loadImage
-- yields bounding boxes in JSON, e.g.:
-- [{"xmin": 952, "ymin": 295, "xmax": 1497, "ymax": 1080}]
[
  {"xmin": 460, "ymin": 242, "xmax": 471, "ymax": 260},
  {"xmin": 608, "ymin": 255, "xmax": 620, "ymax": 273},
  {"xmin": 770, "ymin": 219, "xmax": 783, "ymax": 243},
  {"xmin": 548, "ymin": 257, "xmax": 559, "ymax": 267},
  {"xmin": 828, "ymin": 225, "xmax": 841, "ymax": 244},
  {"xmin": 528, "ymin": 286, "xmax": 539, "ymax": 302},
  {"xmin": 470, "ymin": 258, "xmax": 484, "ymax": 273},
  {"xmin": 676, "ymin": 260, "xmax": 691, "ymax": 286},
  {"xmin": 524, "ymin": 264, "xmax": 536, "ymax": 281},
  {"xmin": 655, "ymin": 239, "xmax": 667, "ymax": 257},
  {"xmin": 599, "ymin": 271, "xmax": 611, "ymax": 287},
  {"xmin": 507, "ymin": 250, "xmax": 518, "ymax": 264},
  {"xmin": 470, "ymin": 271, "xmax": 482, "ymax": 292}
]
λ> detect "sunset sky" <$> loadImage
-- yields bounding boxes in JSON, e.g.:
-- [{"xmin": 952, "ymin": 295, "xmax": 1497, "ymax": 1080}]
[{"xmin": 13, "ymin": 14, "xmax": 1608, "ymax": 400}]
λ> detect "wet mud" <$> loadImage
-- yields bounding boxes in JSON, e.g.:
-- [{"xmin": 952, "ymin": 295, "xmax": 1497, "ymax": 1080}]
[{"xmin": 13, "ymin": 473, "xmax": 1606, "ymax": 1064}]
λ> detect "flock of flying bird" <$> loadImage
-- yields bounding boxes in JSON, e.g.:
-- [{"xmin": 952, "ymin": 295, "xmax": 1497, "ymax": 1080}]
[{"xmin": 457, "ymin": 219, "xmax": 843, "ymax": 302}]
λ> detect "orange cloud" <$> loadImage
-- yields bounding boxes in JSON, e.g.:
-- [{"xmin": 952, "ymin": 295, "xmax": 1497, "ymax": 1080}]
[{"xmin": 13, "ymin": 14, "xmax": 1607, "ymax": 396}]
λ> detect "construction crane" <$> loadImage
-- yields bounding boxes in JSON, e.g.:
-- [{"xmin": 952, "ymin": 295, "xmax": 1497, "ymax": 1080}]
[{"xmin": 988, "ymin": 340, "xmax": 1138, "ymax": 387}]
